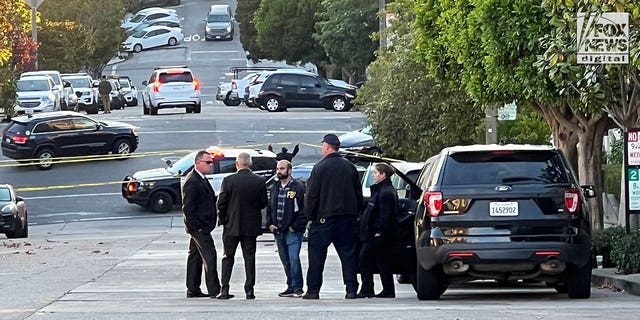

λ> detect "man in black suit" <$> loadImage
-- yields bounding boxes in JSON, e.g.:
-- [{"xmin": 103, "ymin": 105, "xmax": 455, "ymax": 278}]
[
  {"xmin": 182, "ymin": 150, "xmax": 221, "ymax": 298},
  {"xmin": 216, "ymin": 152, "xmax": 268, "ymax": 300}
]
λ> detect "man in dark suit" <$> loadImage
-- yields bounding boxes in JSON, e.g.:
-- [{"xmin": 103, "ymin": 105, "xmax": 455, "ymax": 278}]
[
  {"xmin": 182, "ymin": 150, "xmax": 221, "ymax": 298},
  {"xmin": 216, "ymin": 152, "xmax": 268, "ymax": 300}
]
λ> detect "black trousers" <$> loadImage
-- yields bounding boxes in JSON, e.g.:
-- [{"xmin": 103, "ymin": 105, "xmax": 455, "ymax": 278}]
[
  {"xmin": 186, "ymin": 231, "xmax": 221, "ymax": 295},
  {"xmin": 220, "ymin": 234, "xmax": 257, "ymax": 294},
  {"xmin": 306, "ymin": 215, "xmax": 359, "ymax": 294},
  {"xmin": 358, "ymin": 237, "xmax": 395, "ymax": 293}
]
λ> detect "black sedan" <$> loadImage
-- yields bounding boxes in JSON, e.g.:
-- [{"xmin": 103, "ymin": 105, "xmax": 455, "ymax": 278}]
[{"xmin": 0, "ymin": 184, "xmax": 28, "ymax": 238}]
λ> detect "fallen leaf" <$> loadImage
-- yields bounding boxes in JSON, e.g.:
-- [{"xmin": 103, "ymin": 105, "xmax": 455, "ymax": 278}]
[
  {"xmin": 91, "ymin": 250, "xmax": 101, "ymax": 254},
  {"xmin": 97, "ymin": 242, "xmax": 103, "ymax": 245},
  {"xmin": 23, "ymin": 242, "xmax": 32, "ymax": 246},
  {"xmin": 25, "ymin": 251, "xmax": 35, "ymax": 255}
]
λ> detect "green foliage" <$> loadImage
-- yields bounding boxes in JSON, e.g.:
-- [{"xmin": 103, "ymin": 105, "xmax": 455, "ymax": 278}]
[
  {"xmin": 611, "ymin": 228, "xmax": 640, "ymax": 274},
  {"xmin": 607, "ymin": 139, "xmax": 623, "ymax": 164},
  {"xmin": 602, "ymin": 164, "xmax": 622, "ymax": 197},
  {"xmin": 236, "ymin": 0, "xmax": 269, "ymax": 62},
  {"xmin": 498, "ymin": 106, "xmax": 552, "ymax": 144},
  {"xmin": 591, "ymin": 225, "xmax": 626, "ymax": 268},
  {"xmin": 314, "ymin": 0, "xmax": 377, "ymax": 79},
  {"xmin": 0, "ymin": 65, "xmax": 17, "ymax": 119},
  {"xmin": 38, "ymin": 20, "xmax": 89, "ymax": 73}
]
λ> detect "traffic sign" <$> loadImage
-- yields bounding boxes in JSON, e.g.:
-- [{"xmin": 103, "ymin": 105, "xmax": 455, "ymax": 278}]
[
  {"xmin": 24, "ymin": 0, "xmax": 44, "ymax": 9},
  {"xmin": 498, "ymin": 101, "xmax": 517, "ymax": 121},
  {"xmin": 627, "ymin": 130, "xmax": 640, "ymax": 165},
  {"xmin": 629, "ymin": 168, "xmax": 640, "ymax": 210}
]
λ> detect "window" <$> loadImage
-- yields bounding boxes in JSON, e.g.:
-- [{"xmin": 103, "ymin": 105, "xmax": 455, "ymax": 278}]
[
  {"xmin": 72, "ymin": 117, "xmax": 97, "ymax": 130},
  {"xmin": 17, "ymin": 79, "xmax": 49, "ymax": 92},
  {"xmin": 0, "ymin": 188, "xmax": 10, "ymax": 202},
  {"xmin": 6, "ymin": 122, "xmax": 28, "ymax": 135},
  {"xmin": 300, "ymin": 75, "xmax": 319, "ymax": 88},
  {"xmin": 252, "ymin": 157, "xmax": 276, "ymax": 172},
  {"xmin": 156, "ymin": 29, "xmax": 170, "ymax": 36},
  {"xmin": 218, "ymin": 159, "xmax": 236, "ymax": 174},
  {"xmin": 279, "ymin": 74, "xmax": 299, "ymax": 86},
  {"xmin": 33, "ymin": 121, "xmax": 54, "ymax": 133},
  {"xmin": 148, "ymin": 72, "xmax": 157, "ymax": 83},
  {"xmin": 47, "ymin": 119, "xmax": 74, "ymax": 132},
  {"xmin": 159, "ymin": 71, "xmax": 193, "ymax": 83}
]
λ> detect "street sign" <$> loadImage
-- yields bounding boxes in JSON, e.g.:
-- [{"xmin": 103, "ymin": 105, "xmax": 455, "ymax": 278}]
[
  {"xmin": 628, "ymin": 169, "xmax": 640, "ymax": 210},
  {"xmin": 498, "ymin": 101, "xmax": 517, "ymax": 121},
  {"xmin": 627, "ymin": 130, "xmax": 640, "ymax": 165},
  {"xmin": 24, "ymin": 0, "xmax": 44, "ymax": 9}
]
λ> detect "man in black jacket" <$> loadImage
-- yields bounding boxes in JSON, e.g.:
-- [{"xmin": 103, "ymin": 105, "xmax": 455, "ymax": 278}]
[
  {"xmin": 182, "ymin": 150, "xmax": 221, "ymax": 298},
  {"xmin": 266, "ymin": 160, "xmax": 308, "ymax": 298},
  {"xmin": 303, "ymin": 134, "xmax": 364, "ymax": 300},
  {"xmin": 216, "ymin": 152, "xmax": 268, "ymax": 300}
]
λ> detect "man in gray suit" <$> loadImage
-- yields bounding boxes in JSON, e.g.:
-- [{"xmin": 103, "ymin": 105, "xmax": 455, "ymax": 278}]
[
  {"xmin": 216, "ymin": 152, "xmax": 268, "ymax": 299},
  {"xmin": 182, "ymin": 150, "xmax": 221, "ymax": 298}
]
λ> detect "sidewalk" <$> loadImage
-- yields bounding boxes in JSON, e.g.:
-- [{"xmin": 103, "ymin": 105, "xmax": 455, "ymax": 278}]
[{"xmin": 592, "ymin": 268, "xmax": 640, "ymax": 296}]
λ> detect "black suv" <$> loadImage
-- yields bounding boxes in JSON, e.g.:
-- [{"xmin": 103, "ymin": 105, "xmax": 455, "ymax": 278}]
[
  {"xmin": 1, "ymin": 111, "xmax": 139, "ymax": 170},
  {"xmin": 413, "ymin": 145, "xmax": 594, "ymax": 300},
  {"xmin": 122, "ymin": 147, "xmax": 277, "ymax": 213},
  {"xmin": 254, "ymin": 70, "xmax": 356, "ymax": 112}
]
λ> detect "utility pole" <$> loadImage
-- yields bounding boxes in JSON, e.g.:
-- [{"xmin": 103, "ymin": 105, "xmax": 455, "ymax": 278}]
[
  {"xmin": 486, "ymin": 105, "xmax": 498, "ymax": 144},
  {"xmin": 24, "ymin": 0, "xmax": 44, "ymax": 70},
  {"xmin": 379, "ymin": 0, "xmax": 386, "ymax": 47}
]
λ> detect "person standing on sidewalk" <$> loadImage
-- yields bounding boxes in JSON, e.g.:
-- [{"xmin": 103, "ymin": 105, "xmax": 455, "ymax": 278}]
[
  {"xmin": 98, "ymin": 76, "xmax": 111, "ymax": 114},
  {"xmin": 357, "ymin": 163, "xmax": 398, "ymax": 298},
  {"xmin": 303, "ymin": 134, "xmax": 364, "ymax": 300},
  {"xmin": 266, "ymin": 160, "xmax": 308, "ymax": 298},
  {"xmin": 216, "ymin": 152, "xmax": 268, "ymax": 300},
  {"xmin": 182, "ymin": 150, "xmax": 221, "ymax": 298}
]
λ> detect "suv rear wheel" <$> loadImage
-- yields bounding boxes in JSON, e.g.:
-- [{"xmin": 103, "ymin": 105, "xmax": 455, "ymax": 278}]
[
  {"xmin": 194, "ymin": 103, "xmax": 201, "ymax": 113},
  {"xmin": 265, "ymin": 96, "xmax": 283, "ymax": 112},
  {"xmin": 35, "ymin": 148, "xmax": 55, "ymax": 170},
  {"xmin": 149, "ymin": 191, "xmax": 173, "ymax": 213},
  {"xmin": 566, "ymin": 262, "xmax": 591, "ymax": 299},
  {"xmin": 416, "ymin": 263, "xmax": 446, "ymax": 300},
  {"xmin": 113, "ymin": 139, "xmax": 132, "ymax": 160},
  {"xmin": 150, "ymin": 106, "xmax": 158, "ymax": 115},
  {"xmin": 143, "ymin": 99, "xmax": 149, "ymax": 115}
]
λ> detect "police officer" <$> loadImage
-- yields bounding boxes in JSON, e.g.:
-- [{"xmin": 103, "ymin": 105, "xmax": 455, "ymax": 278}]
[{"xmin": 303, "ymin": 134, "xmax": 364, "ymax": 300}]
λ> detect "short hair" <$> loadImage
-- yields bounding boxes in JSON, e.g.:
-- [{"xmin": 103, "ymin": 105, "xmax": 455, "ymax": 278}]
[
  {"xmin": 194, "ymin": 150, "xmax": 209, "ymax": 164},
  {"xmin": 277, "ymin": 160, "xmax": 292, "ymax": 170},
  {"xmin": 101, "ymin": 75, "xmax": 106, "ymax": 79},
  {"xmin": 236, "ymin": 152, "xmax": 252, "ymax": 167},
  {"xmin": 375, "ymin": 163, "xmax": 394, "ymax": 178}
]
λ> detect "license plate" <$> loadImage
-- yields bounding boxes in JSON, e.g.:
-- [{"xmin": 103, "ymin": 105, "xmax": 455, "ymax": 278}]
[
  {"xmin": 489, "ymin": 202, "xmax": 518, "ymax": 216},
  {"xmin": 216, "ymin": 36, "xmax": 221, "ymax": 39}
]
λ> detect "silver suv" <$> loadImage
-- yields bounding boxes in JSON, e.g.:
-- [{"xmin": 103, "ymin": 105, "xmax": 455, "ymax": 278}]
[{"xmin": 141, "ymin": 65, "xmax": 201, "ymax": 115}]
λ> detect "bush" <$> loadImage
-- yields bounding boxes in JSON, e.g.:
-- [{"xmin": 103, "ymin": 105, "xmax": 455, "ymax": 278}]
[
  {"xmin": 611, "ymin": 229, "xmax": 640, "ymax": 274},
  {"xmin": 602, "ymin": 163, "xmax": 621, "ymax": 198},
  {"xmin": 591, "ymin": 225, "xmax": 626, "ymax": 268}
]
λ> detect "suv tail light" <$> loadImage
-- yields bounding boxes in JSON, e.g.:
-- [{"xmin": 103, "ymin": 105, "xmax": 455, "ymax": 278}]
[
  {"xmin": 127, "ymin": 182, "xmax": 139, "ymax": 193},
  {"xmin": 12, "ymin": 135, "xmax": 29, "ymax": 144},
  {"xmin": 153, "ymin": 81, "xmax": 161, "ymax": 92},
  {"xmin": 564, "ymin": 188, "xmax": 580, "ymax": 215},
  {"xmin": 193, "ymin": 80, "xmax": 200, "ymax": 91},
  {"xmin": 231, "ymin": 80, "xmax": 237, "ymax": 90},
  {"xmin": 424, "ymin": 191, "xmax": 443, "ymax": 217}
]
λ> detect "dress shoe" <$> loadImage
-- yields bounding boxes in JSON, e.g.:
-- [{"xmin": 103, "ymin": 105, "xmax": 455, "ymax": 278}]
[
  {"xmin": 186, "ymin": 291, "xmax": 208, "ymax": 298},
  {"xmin": 246, "ymin": 293, "xmax": 256, "ymax": 300},
  {"xmin": 374, "ymin": 291, "xmax": 395, "ymax": 298},
  {"xmin": 216, "ymin": 293, "xmax": 235, "ymax": 299},
  {"xmin": 302, "ymin": 292, "xmax": 319, "ymax": 300},
  {"xmin": 355, "ymin": 291, "xmax": 375, "ymax": 299},
  {"xmin": 278, "ymin": 289, "xmax": 295, "ymax": 297},
  {"xmin": 345, "ymin": 292, "xmax": 357, "ymax": 299}
]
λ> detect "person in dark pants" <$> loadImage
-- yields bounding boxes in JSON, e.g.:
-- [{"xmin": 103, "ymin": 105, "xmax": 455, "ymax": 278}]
[
  {"xmin": 357, "ymin": 163, "xmax": 398, "ymax": 298},
  {"xmin": 268, "ymin": 143, "xmax": 299, "ymax": 162},
  {"xmin": 98, "ymin": 75, "xmax": 111, "ymax": 114},
  {"xmin": 216, "ymin": 152, "xmax": 268, "ymax": 300},
  {"xmin": 266, "ymin": 160, "xmax": 308, "ymax": 298},
  {"xmin": 303, "ymin": 134, "xmax": 364, "ymax": 300},
  {"xmin": 182, "ymin": 150, "xmax": 221, "ymax": 298}
]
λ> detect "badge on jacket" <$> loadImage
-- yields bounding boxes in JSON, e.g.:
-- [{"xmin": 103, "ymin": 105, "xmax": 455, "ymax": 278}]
[{"xmin": 287, "ymin": 191, "xmax": 296, "ymax": 198}]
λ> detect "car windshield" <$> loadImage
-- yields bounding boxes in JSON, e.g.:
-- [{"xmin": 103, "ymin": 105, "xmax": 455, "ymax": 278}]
[
  {"xmin": 132, "ymin": 30, "xmax": 146, "ymax": 38},
  {"xmin": 442, "ymin": 150, "xmax": 570, "ymax": 185},
  {"xmin": 17, "ymin": 79, "xmax": 49, "ymax": 91},
  {"xmin": 0, "ymin": 188, "xmax": 10, "ymax": 202},
  {"xmin": 361, "ymin": 125, "xmax": 372, "ymax": 135},
  {"xmin": 167, "ymin": 152, "xmax": 196, "ymax": 175},
  {"xmin": 207, "ymin": 14, "xmax": 230, "ymax": 23},
  {"xmin": 65, "ymin": 77, "xmax": 91, "ymax": 88},
  {"xmin": 133, "ymin": 23, "xmax": 150, "ymax": 32},
  {"xmin": 130, "ymin": 13, "xmax": 145, "ymax": 23},
  {"xmin": 118, "ymin": 79, "xmax": 131, "ymax": 88}
]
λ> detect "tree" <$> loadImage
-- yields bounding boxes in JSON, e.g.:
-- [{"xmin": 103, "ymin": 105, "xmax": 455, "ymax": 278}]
[
  {"xmin": 314, "ymin": 0, "xmax": 378, "ymax": 83},
  {"xmin": 38, "ymin": 20, "xmax": 89, "ymax": 72},
  {"xmin": 254, "ymin": 0, "xmax": 328, "ymax": 72},
  {"xmin": 236, "ymin": 0, "xmax": 269, "ymax": 62}
]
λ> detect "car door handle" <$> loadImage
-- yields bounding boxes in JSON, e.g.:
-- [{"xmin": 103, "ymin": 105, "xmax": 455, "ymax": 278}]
[
  {"xmin": 300, "ymin": 88, "xmax": 307, "ymax": 91},
  {"xmin": 276, "ymin": 86, "xmax": 283, "ymax": 89}
]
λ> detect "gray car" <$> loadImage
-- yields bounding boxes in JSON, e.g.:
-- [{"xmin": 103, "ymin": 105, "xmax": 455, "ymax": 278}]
[{"xmin": 0, "ymin": 184, "xmax": 28, "ymax": 239}]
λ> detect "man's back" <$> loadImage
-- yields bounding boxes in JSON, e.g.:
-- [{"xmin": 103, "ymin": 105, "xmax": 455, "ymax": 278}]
[{"xmin": 217, "ymin": 169, "xmax": 267, "ymax": 237}]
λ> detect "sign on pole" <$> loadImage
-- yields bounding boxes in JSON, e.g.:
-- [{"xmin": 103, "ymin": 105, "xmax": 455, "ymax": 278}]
[
  {"xmin": 624, "ymin": 129, "xmax": 640, "ymax": 233},
  {"xmin": 498, "ymin": 101, "xmax": 517, "ymax": 121},
  {"xmin": 577, "ymin": 12, "xmax": 629, "ymax": 64},
  {"xmin": 24, "ymin": 0, "xmax": 44, "ymax": 9}
]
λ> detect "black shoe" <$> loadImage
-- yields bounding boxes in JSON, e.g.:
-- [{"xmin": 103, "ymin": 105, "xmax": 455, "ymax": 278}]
[
  {"xmin": 345, "ymin": 292, "xmax": 357, "ymax": 299},
  {"xmin": 216, "ymin": 293, "xmax": 235, "ymax": 299},
  {"xmin": 374, "ymin": 291, "xmax": 395, "ymax": 298},
  {"xmin": 355, "ymin": 291, "xmax": 375, "ymax": 299},
  {"xmin": 246, "ymin": 293, "xmax": 256, "ymax": 300},
  {"xmin": 186, "ymin": 291, "xmax": 208, "ymax": 298},
  {"xmin": 302, "ymin": 292, "xmax": 319, "ymax": 300},
  {"xmin": 278, "ymin": 289, "xmax": 295, "ymax": 297},
  {"xmin": 293, "ymin": 290, "xmax": 304, "ymax": 298}
]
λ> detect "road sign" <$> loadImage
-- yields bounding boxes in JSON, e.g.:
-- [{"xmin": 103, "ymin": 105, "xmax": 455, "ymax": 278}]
[
  {"xmin": 627, "ymin": 130, "xmax": 640, "ymax": 165},
  {"xmin": 24, "ymin": 0, "xmax": 44, "ymax": 9},
  {"xmin": 629, "ymin": 168, "xmax": 640, "ymax": 210},
  {"xmin": 498, "ymin": 101, "xmax": 517, "ymax": 121}
]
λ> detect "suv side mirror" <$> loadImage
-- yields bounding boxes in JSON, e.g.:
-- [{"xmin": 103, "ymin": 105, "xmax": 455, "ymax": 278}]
[
  {"xmin": 581, "ymin": 185, "xmax": 596, "ymax": 198},
  {"xmin": 315, "ymin": 83, "xmax": 321, "ymax": 88},
  {"xmin": 63, "ymin": 80, "xmax": 72, "ymax": 88},
  {"xmin": 15, "ymin": 196, "xmax": 23, "ymax": 202},
  {"xmin": 142, "ymin": 80, "xmax": 148, "ymax": 86},
  {"xmin": 75, "ymin": 91, "xmax": 82, "ymax": 98}
]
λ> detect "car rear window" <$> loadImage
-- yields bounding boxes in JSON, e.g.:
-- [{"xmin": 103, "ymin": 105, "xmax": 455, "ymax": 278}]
[
  {"xmin": 442, "ymin": 150, "xmax": 570, "ymax": 185},
  {"xmin": 6, "ymin": 122, "xmax": 29, "ymax": 135},
  {"xmin": 159, "ymin": 71, "xmax": 193, "ymax": 83}
]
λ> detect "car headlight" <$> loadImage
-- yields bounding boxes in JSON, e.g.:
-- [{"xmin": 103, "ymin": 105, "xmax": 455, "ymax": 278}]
[
  {"xmin": 139, "ymin": 181, "xmax": 155, "ymax": 191},
  {"xmin": 206, "ymin": 25, "xmax": 211, "ymax": 32},
  {"xmin": 226, "ymin": 25, "xmax": 232, "ymax": 32},
  {"xmin": 41, "ymin": 96, "xmax": 51, "ymax": 102},
  {"xmin": 345, "ymin": 93, "xmax": 355, "ymax": 99},
  {"xmin": 1, "ymin": 203, "xmax": 16, "ymax": 215}
]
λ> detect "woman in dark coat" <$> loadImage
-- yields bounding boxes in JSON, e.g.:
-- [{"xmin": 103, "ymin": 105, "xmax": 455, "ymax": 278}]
[{"xmin": 357, "ymin": 163, "xmax": 398, "ymax": 298}]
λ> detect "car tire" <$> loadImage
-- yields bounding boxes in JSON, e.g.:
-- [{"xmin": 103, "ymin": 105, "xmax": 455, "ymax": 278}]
[
  {"xmin": 149, "ymin": 191, "xmax": 173, "ymax": 213},
  {"xmin": 86, "ymin": 104, "xmax": 99, "ymax": 114},
  {"xmin": 416, "ymin": 263, "xmax": 446, "ymax": 300},
  {"xmin": 168, "ymin": 37, "xmax": 177, "ymax": 46},
  {"xmin": 13, "ymin": 213, "xmax": 28, "ymax": 238},
  {"xmin": 265, "ymin": 95, "xmax": 283, "ymax": 112},
  {"xmin": 566, "ymin": 262, "xmax": 591, "ymax": 299},
  {"xmin": 131, "ymin": 98, "xmax": 138, "ymax": 106},
  {"xmin": 143, "ymin": 99, "xmax": 149, "ymax": 115},
  {"xmin": 194, "ymin": 103, "xmax": 201, "ymax": 113},
  {"xmin": 112, "ymin": 139, "xmax": 132, "ymax": 160},
  {"xmin": 396, "ymin": 274, "xmax": 413, "ymax": 284},
  {"xmin": 223, "ymin": 93, "xmax": 242, "ymax": 106},
  {"xmin": 331, "ymin": 96, "xmax": 349, "ymax": 112},
  {"xmin": 34, "ymin": 148, "xmax": 55, "ymax": 170},
  {"xmin": 133, "ymin": 44, "xmax": 142, "ymax": 53},
  {"xmin": 150, "ymin": 106, "xmax": 158, "ymax": 115}
]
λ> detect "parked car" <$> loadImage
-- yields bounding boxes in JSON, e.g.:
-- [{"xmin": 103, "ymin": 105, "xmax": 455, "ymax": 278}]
[
  {"xmin": 361, "ymin": 161, "xmax": 423, "ymax": 198},
  {"xmin": 204, "ymin": 4, "xmax": 234, "ymax": 41},
  {"xmin": 14, "ymin": 76, "xmax": 62, "ymax": 115},
  {"xmin": 141, "ymin": 65, "xmax": 201, "ymax": 115},
  {"xmin": 122, "ymin": 25, "xmax": 184, "ymax": 53},
  {"xmin": 111, "ymin": 76, "xmax": 138, "ymax": 106},
  {"xmin": 413, "ymin": 144, "xmax": 595, "ymax": 300},
  {"xmin": 339, "ymin": 125, "xmax": 380, "ymax": 159},
  {"xmin": 1, "ymin": 111, "xmax": 139, "ymax": 170},
  {"xmin": 121, "ymin": 7, "xmax": 179, "ymax": 30},
  {"xmin": 62, "ymin": 73, "xmax": 99, "ymax": 114},
  {"xmin": 20, "ymin": 70, "xmax": 69, "ymax": 109},
  {"xmin": 245, "ymin": 69, "xmax": 312, "ymax": 108},
  {"xmin": 255, "ymin": 70, "xmax": 356, "ymax": 112},
  {"xmin": 122, "ymin": 147, "xmax": 277, "ymax": 213},
  {"xmin": 126, "ymin": 19, "xmax": 181, "ymax": 36},
  {"xmin": 61, "ymin": 81, "xmax": 79, "ymax": 112},
  {"xmin": 137, "ymin": 0, "xmax": 181, "ymax": 10},
  {"xmin": 216, "ymin": 72, "xmax": 258, "ymax": 106},
  {"xmin": 328, "ymin": 79, "xmax": 358, "ymax": 90},
  {"xmin": 0, "ymin": 184, "xmax": 28, "ymax": 239}
]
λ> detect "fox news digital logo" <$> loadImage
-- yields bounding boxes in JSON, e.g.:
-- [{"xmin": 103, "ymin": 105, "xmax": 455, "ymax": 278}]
[{"xmin": 577, "ymin": 12, "xmax": 629, "ymax": 64}]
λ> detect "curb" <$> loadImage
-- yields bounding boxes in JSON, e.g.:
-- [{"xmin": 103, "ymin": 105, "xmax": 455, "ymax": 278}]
[{"xmin": 592, "ymin": 272, "xmax": 640, "ymax": 296}]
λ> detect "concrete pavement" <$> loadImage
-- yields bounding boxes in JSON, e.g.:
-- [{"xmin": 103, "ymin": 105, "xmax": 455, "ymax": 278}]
[{"xmin": 2, "ymin": 216, "xmax": 639, "ymax": 320}]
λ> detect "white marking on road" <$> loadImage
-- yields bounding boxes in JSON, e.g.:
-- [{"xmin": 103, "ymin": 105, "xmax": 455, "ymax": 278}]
[
  {"xmin": 190, "ymin": 51, "xmax": 239, "ymax": 54},
  {"xmin": 111, "ymin": 64, "xmax": 117, "ymax": 75},
  {"xmin": 139, "ymin": 130, "xmax": 351, "ymax": 134},
  {"xmin": 25, "ymin": 192, "xmax": 121, "ymax": 200}
]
